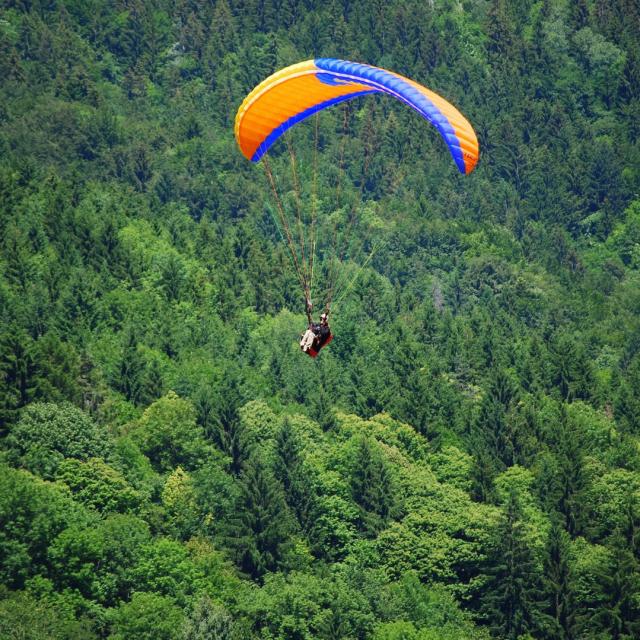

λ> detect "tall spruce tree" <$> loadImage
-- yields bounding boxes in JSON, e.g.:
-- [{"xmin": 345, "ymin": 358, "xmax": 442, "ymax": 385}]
[
  {"xmin": 555, "ymin": 410, "xmax": 588, "ymax": 537},
  {"xmin": 116, "ymin": 329, "xmax": 145, "ymax": 406},
  {"xmin": 0, "ymin": 325, "xmax": 37, "ymax": 432},
  {"xmin": 274, "ymin": 417, "xmax": 315, "ymax": 530},
  {"xmin": 311, "ymin": 383, "xmax": 337, "ymax": 432},
  {"xmin": 211, "ymin": 375, "xmax": 251, "ymax": 476},
  {"xmin": 474, "ymin": 369, "xmax": 519, "ymax": 470},
  {"xmin": 584, "ymin": 534, "xmax": 640, "ymax": 639},
  {"xmin": 543, "ymin": 519, "xmax": 576, "ymax": 640},
  {"xmin": 227, "ymin": 455, "xmax": 293, "ymax": 581},
  {"xmin": 350, "ymin": 437, "xmax": 396, "ymax": 537},
  {"xmin": 477, "ymin": 490, "xmax": 547, "ymax": 639}
]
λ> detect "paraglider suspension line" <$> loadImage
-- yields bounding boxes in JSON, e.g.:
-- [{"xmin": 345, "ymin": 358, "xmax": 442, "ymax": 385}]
[
  {"xmin": 285, "ymin": 135, "xmax": 310, "ymax": 294},
  {"xmin": 262, "ymin": 154, "xmax": 309, "ymax": 300},
  {"xmin": 308, "ymin": 113, "xmax": 320, "ymax": 305},
  {"xmin": 326, "ymin": 103, "xmax": 374, "ymax": 309}
]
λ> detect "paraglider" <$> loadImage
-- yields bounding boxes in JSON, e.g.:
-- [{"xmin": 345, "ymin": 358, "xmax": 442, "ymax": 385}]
[
  {"xmin": 300, "ymin": 311, "xmax": 333, "ymax": 357},
  {"xmin": 234, "ymin": 58, "xmax": 479, "ymax": 356}
]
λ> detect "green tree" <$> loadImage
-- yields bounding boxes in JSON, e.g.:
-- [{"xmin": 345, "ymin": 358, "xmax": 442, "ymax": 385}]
[
  {"xmin": 30, "ymin": 333, "xmax": 81, "ymax": 404},
  {"xmin": 0, "ymin": 589, "xmax": 97, "ymax": 640},
  {"xmin": 0, "ymin": 324, "xmax": 36, "ymax": 430},
  {"xmin": 161, "ymin": 466, "xmax": 201, "ymax": 540},
  {"xmin": 477, "ymin": 490, "xmax": 548, "ymax": 639},
  {"xmin": 543, "ymin": 520, "xmax": 576, "ymax": 640},
  {"xmin": 116, "ymin": 330, "xmax": 146, "ymax": 406},
  {"xmin": 473, "ymin": 369, "xmax": 520, "ymax": 470},
  {"xmin": 376, "ymin": 574, "xmax": 489, "ymax": 640},
  {"xmin": 56, "ymin": 457, "xmax": 143, "ymax": 514},
  {"xmin": 181, "ymin": 596, "xmax": 235, "ymax": 640},
  {"xmin": 128, "ymin": 391, "xmax": 207, "ymax": 473},
  {"xmin": 273, "ymin": 417, "xmax": 315, "ymax": 529},
  {"xmin": 107, "ymin": 592, "xmax": 184, "ymax": 640},
  {"xmin": 6, "ymin": 402, "xmax": 111, "ymax": 479},
  {"xmin": 49, "ymin": 514, "xmax": 150, "ymax": 607},
  {"xmin": 555, "ymin": 412, "xmax": 589, "ymax": 537},
  {"xmin": 141, "ymin": 356, "xmax": 165, "ymax": 405},
  {"xmin": 312, "ymin": 383, "xmax": 337, "ymax": 432},
  {"xmin": 128, "ymin": 538, "xmax": 204, "ymax": 606},
  {"xmin": 350, "ymin": 437, "xmax": 396, "ymax": 537},
  {"xmin": 584, "ymin": 535, "xmax": 640, "ymax": 639},
  {"xmin": 211, "ymin": 376, "xmax": 252, "ymax": 476},
  {"xmin": 227, "ymin": 455, "xmax": 293, "ymax": 580},
  {"xmin": 0, "ymin": 464, "xmax": 85, "ymax": 589}
]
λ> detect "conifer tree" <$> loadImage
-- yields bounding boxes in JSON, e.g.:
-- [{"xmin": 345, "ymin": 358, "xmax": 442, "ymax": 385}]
[
  {"xmin": 227, "ymin": 455, "xmax": 293, "ymax": 581},
  {"xmin": 585, "ymin": 534, "xmax": 640, "ymax": 639},
  {"xmin": 211, "ymin": 375, "xmax": 251, "ymax": 476},
  {"xmin": 469, "ymin": 445, "xmax": 498, "ymax": 504},
  {"xmin": 477, "ymin": 490, "xmax": 546, "ymax": 639},
  {"xmin": 549, "ymin": 333, "xmax": 593, "ymax": 401},
  {"xmin": 474, "ymin": 369, "xmax": 519, "ymax": 470},
  {"xmin": 274, "ymin": 418, "xmax": 314, "ymax": 530},
  {"xmin": 0, "ymin": 325, "xmax": 36, "ymax": 431},
  {"xmin": 116, "ymin": 330, "xmax": 145, "ymax": 405},
  {"xmin": 555, "ymin": 411, "xmax": 588, "ymax": 537},
  {"xmin": 543, "ymin": 520, "xmax": 576, "ymax": 640},
  {"xmin": 142, "ymin": 357, "xmax": 165, "ymax": 405},
  {"xmin": 194, "ymin": 385, "xmax": 215, "ymax": 439},
  {"xmin": 312, "ymin": 383, "xmax": 337, "ymax": 432},
  {"xmin": 274, "ymin": 417, "xmax": 300, "ymax": 498},
  {"xmin": 350, "ymin": 437, "xmax": 396, "ymax": 536}
]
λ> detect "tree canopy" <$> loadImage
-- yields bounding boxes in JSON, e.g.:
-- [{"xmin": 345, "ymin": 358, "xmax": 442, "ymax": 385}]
[{"xmin": 1, "ymin": 1, "xmax": 640, "ymax": 638}]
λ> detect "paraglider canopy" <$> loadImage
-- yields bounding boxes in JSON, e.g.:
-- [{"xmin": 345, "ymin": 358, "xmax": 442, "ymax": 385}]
[{"xmin": 235, "ymin": 58, "xmax": 479, "ymax": 174}]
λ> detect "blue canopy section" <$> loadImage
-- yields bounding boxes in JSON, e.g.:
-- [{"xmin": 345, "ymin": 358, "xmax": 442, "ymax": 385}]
[{"xmin": 314, "ymin": 58, "xmax": 466, "ymax": 173}]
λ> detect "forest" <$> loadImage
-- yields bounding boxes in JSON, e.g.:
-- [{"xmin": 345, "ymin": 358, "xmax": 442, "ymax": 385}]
[{"xmin": 1, "ymin": 0, "xmax": 640, "ymax": 638}]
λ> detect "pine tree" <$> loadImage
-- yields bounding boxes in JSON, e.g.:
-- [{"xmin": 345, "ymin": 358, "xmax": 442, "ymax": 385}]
[
  {"xmin": 159, "ymin": 253, "xmax": 186, "ymax": 302},
  {"xmin": 485, "ymin": 0, "xmax": 518, "ymax": 66},
  {"xmin": 3, "ymin": 226, "xmax": 33, "ymax": 293},
  {"xmin": 205, "ymin": 0, "xmax": 238, "ymax": 66},
  {"xmin": 350, "ymin": 437, "xmax": 396, "ymax": 536},
  {"xmin": 549, "ymin": 333, "xmax": 593, "ymax": 401},
  {"xmin": 142, "ymin": 357, "xmax": 165, "ymax": 405},
  {"xmin": 585, "ymin": 534, "xmax": 640, "ymax": 639},
  {"xmin": 193, "ymin": 385, "xmax": 215, "ymax": 439},
  {"xmin": 469, "ymin": 445, "xmax": 498, "ymax": 503},
  {"xmin": 555, "ymin": 411, "xmax": 588, "ymax": 537},
  {"xmin": 311, "ymin": 384, "xmax": 336, "ymax": 432},
  {"xmin": 274, "ymin": 418, "xmax": 301, "ymax": 498},
  {"xmin": 227, "ymin": 456, "xmax": 293, "ymax": 581},
  {"xmin": 543, "ymin": 520, "xmax": 576, "ymax": 640},
  {"xmin": 478, "ymin": 490, "xmax": 546, "ymax": 640},
  {"xmin": 274, "ymin": 418, "xmax": 315, "ymax": 530},
  {"xmin": 116, "ymin": 330, "xmax": 145, "ymax": 405},
  {"xmin": 211, "ymin": 375, "xmax": 251, "ymax": 476},
  {"xmin": 614, "ymin": 359, "xmax": 640, "ymax": 435},
  {"xmin": 30, "ymin": 332, "xmax": 81, "ymax": 405},
  {"xmin": 474, "ymin": 369, "xmax": 519, "ymax": 470},
  {"xmin": 0, "ymin": 324, "xmax": 36, "ymax": 432}
]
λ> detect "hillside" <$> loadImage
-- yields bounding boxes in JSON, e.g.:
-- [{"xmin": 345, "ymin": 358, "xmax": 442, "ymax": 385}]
[{"xmin": 1, "ymin": 1, "xmax": 640, "ymax": 638}]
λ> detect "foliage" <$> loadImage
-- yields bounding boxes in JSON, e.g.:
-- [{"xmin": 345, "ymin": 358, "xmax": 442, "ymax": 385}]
[
  {"xmin": 57, "ymin": 457, "xmax": 143, "ymax": 515},
  {"xmin": 107, "ymin": 592, "xmax": 184, "ymax": 640},
  {"xmin": 127, "ymin": 391, "xmax": 208, "ymax": 473},
  {"xmin": 1, "ymin": 0, "xmax": 640, "ymax": 638},
  {"xmin": 0, "ymin": 464, "xmax": 86, "ymax": 589},
  {"xmin": 6, "ymin": 402, "xmax": 112, "ymax": 479},
  {"xmin": 0, "ymin": 587, "xmax": 97, "ymax": 640}
]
